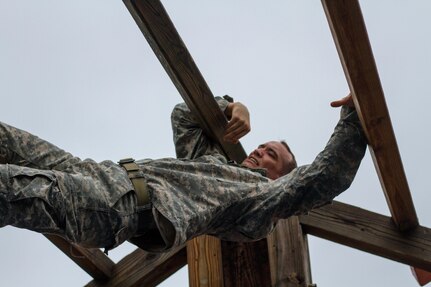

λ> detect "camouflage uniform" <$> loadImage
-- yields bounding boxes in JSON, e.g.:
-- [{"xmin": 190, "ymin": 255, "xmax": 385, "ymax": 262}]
[
  {"xmin": 0, "ymin": 97, "xmax": 367, "ymax": 253},
  {"xmin": 0, "ymin": 123, "xmax": 139, "ymax": 250},
  {"xmin": 135, "ymin": 98, "xmax": 367, "ymax": 251}
]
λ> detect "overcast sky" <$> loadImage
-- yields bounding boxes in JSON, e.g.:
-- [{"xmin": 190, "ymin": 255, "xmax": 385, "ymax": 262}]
[{"xmin": 1, "ymin": 1, "xmax": 431, "ymax": 286}]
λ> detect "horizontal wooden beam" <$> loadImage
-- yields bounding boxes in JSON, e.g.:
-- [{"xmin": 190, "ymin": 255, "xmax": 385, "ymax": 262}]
[
  {"xmin": 85, "ymin": 246, "xmax": 187, "ymax": 287},
  {"xmin": 321, "ymin": 0, "xmax": 418, "ymax": 232},
  {"xmin": 45, "ymin": 234, "xmax": 114, "ymax": 281},
  {"xmin": 300, "ymin": 201, "xmax": 431, "ymax": 271}
]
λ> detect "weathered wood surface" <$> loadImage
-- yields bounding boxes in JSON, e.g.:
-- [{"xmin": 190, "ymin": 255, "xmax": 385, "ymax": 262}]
[
  {"xmin": 187, "ymin": 235, "xmax": 223, "ymax": 287},
  {"xmin": 45, "ymin": 234, "xmax": 114, "ymax": 281},
  {"xmin": 122, "ymin": 1, "xmax": 302, "ymax": 286},
  {"xmin": 411, "ymin": 267, "xmax": 431, "ymax": 286},
  {"xmin": 267, "ymin": 217, "xmax": 312, "ymax": 287},
  {"xmin": 85, "ymin": 246, "xmax": 187, "ymax": 287},
  {"xmin": 123, "ymin": 0, "xmax": 245, "ymax": 163},
  {"xmin": 300, "ymin": 201, "xmax": 431, "ymax": 271},
  {"xmin": 321, "ymin": 0, "xmax": 418, "ymax": 231},
  {"xmin": 221, "ymin": 239, "xmax": 272, "ymax": 286}
]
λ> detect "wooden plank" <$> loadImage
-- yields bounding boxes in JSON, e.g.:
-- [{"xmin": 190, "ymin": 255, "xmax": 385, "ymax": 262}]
[
  {"xmin": 122, "ymin": 1, "xmax": 292, "ymax": 286},
  {"xmin": 221, "ymin": 239, "xmax": 272, "ymax": 286},
  {"xmin": 299, "ymin": 201, "xmax": 431, "ymax": 271},
  {"xmin": 321, "ymin": 0, "xmax": 418, "ymax": 231},
  {"xmin": 85, "ymin": 246, "xmax": 187, "ymax": 287},
  {"xmin": 45, "ymin": 234, "xmax": 114, "ymax": 281},
  {"xmin": 411, "ymin": 267, "xmax": 431, "ymax": 286},
  {"xmin": 267, "ymin": 218, "xmax": 312, "ymax": 287},
  {"xmin": 187, "ymin": 235, "xmax": 224, "ymax": 286},
  {"xmin": 123, "ymin": 0, "xmax": 245, "ymax": 163}
]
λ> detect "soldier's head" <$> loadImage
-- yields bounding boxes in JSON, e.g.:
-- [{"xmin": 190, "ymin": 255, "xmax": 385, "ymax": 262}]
[{"xmin": 241, "ymin": 140, "xmax": 297, "ymax": 180}]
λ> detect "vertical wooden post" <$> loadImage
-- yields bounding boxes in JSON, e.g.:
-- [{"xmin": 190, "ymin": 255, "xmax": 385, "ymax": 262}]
[
  {"xmin": 220, "ymin": 239, "xmax": 272, "ymax": 286},
  {"xmin": 188, "ymin": 219, "xmax": 312, "ymax": 287},
  {"xmin": 187, "ymin": 235, "xmax": 224, "ymax": 287},
  {"xmin": 268, "ymin": 218, "xmax": 312, "ymax": 287}
]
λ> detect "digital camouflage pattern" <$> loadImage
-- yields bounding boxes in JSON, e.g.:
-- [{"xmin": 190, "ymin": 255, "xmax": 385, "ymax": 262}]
[
  {"xmin": 0, "ymin": 97, "xmax": 367, "ymax": 252},
  {"xmin": 0, "ymin": 123, "xmax": 138, "ymax": 250},
  {"xmin": 134, "ymin": 98, "xmax": 367, "ymax": 250}
]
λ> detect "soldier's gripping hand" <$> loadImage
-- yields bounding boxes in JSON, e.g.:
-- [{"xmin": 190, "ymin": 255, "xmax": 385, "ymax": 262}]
[{"xmin": 223, "ymin": 102, "xmax": 251, "ymax": 144}]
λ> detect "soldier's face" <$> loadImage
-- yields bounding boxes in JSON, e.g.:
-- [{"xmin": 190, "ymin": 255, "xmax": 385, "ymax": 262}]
[{"xmin": 241, "ymin": 141, "xmax": 293, "ymax": 180}]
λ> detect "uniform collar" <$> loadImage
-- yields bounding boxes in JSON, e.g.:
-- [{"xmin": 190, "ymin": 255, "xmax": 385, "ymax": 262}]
[{"xmin": 227, "ymin": 160, "xmax": 268, "ymax": 177}]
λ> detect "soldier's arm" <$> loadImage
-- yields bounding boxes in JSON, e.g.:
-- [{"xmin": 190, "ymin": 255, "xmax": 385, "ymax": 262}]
[
  {"xmin": 171, "ymin": 97, "xmax": 250, "ymax": 159},
  {"xmin": 273, "ymin": 103, "xmax": 367, "ymax": 218}
]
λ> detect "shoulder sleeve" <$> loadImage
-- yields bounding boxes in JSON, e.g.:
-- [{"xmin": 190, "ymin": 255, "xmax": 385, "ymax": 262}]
[
  {"xmin": 171, "ymin": 97, "xmax": 231, "ymax": 160},
  {"xmin": 274, "ymin": 106, "xmax": 368, "ymax": 218}
]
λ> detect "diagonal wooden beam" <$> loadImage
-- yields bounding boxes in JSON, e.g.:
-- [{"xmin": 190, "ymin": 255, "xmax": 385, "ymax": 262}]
[
  {"xmin": 300, "ymin": 201, "xmax": 431, "ymax": 271},
  {"xmin": 123, "ymin": 0, "xmax": 311, "ymax": 286},
  {"xmin": 45, "ymin": 234, "xmax": 115, "ymax": 281},
  {"xmin": 321, "ymin": 0, "xmax": 418, "ymax": 231},
  {"xmin": 124, "ymin": 0, "xmax": 245, "ymax": 163},
  {"xmin": 85, "ymin": 246, "xmax": 187, "ymax": 287}
]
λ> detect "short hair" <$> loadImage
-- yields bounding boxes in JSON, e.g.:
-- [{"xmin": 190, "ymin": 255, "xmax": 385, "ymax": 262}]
[{"xmin": 280, "ymin": 140, "xmax": 297, "ymax": 175}]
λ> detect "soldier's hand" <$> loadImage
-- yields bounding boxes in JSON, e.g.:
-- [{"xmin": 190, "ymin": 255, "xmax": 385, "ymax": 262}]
[
  {"xmin": 330, "ymin": 93, "xmax": 354, "ymax": 108},
  {"xmin": 224, "ymin": 102, "xmax": 251, "ymax": 144}
]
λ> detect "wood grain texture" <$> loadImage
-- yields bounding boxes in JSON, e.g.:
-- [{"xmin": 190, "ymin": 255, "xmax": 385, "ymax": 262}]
[
  {"xmin": 321, "ymin": 0, "xmax": 418, "ymax": 231},
  {"xmin": 124, "ymin": 0, "xmax": 246, "ymax": 163},
  {"xmin": 187, "ymin": 235, "xmax": 223, "ymax": 287},
  {"xmin": 268, "ymin": 218, "xmax": 312, "ymax": 287},
  {"xmin": 221, "ymin": 239, "xmax": 272, "ymax": 287},
  {"xmin": 411, "ymin": 267, "xmax": 431, "ymax": 286},
  {"xmin": 85, "ymin": 246, "xmax": 187, "ymax": 287},
  {"xmin": 300, "ymin": 201, "xmax": 431, "ymax": 271},
  {"xmin": 45, "ymin": 234, "xmax": 114, "ymax": 281}
]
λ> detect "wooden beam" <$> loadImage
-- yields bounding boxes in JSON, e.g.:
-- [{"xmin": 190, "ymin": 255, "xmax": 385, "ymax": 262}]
[
  {"xmin": 411, "ymin": 267, "xmax": 431, "ymax": 286},
  {"xmin": 85, "ymin": 246, "xmax": 187, "ymax": 287},
  {"xmin": 122, "ymin": 1, "xmax": 309, "ymax": 286},
  {"xmin": 123, "ymin": 0, "xmax": 245, "ymax": 163},
  {"xmin": 299, "ymin": 201, "xmax": 431, "ymax": 271},
  {"xmin": 187, "ymin": 235, "xmax": 224, "ymax": 286},
  {"xmin": 267, "ymin": 218, "xmax": 312, "ymax": 287},
  {"xmin": 45, "ymin": 234, "xmax": 115, "ymax": 281},
  {"xmin": 220, "ymin": 239, "xmax": 272, "ymax": 286},
  {"xmin": 321, "ymin": 0, "xmax": 418, "ymax": 231}
]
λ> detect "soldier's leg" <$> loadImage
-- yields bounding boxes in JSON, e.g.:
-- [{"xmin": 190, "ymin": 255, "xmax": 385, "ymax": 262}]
[
  {"xmin": 0, "ymin": 122, "xmax": 139, "ymax": 248},
  {"xmin": 0, "ymin": 164, "xmax": 67, "ymax": 236},
  {"xmin": 0, "ymin": 121, "xmax": 80, "ymax": 170},
  {"xmin": 0, "ymin": 163, "xmax": 138, "ymax": 249}
]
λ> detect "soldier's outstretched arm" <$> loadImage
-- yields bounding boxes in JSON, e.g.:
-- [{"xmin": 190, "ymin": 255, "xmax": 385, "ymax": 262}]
[{"xmin": 271, "ymin": 94, "xmax": 367, "ymax": 218}]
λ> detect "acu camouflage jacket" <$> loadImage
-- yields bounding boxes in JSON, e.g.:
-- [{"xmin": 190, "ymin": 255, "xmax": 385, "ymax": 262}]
[{"xmin": 136, "ymin": 97, "xmax": 367, "ymax": 252}]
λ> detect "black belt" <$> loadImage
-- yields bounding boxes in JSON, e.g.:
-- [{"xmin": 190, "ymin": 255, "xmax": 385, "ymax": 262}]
[{"xmin": 118, "ymin": 158, "xmax": 150, "ymax": 206}]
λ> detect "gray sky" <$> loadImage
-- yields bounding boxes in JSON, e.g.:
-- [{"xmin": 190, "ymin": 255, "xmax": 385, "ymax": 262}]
[{"xmin": 1, "ymin": 1, "xmax": 430, "ymax": 286}]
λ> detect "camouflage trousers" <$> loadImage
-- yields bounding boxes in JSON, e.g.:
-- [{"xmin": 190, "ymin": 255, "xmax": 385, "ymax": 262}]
[{"xmin": 0, "ymin": 121, "xmax": 141, "ymax": 250}]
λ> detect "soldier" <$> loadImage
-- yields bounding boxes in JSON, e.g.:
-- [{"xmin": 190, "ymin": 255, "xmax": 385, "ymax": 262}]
[{"xmin": 0, "ymin": 94, "xmax": 366, "ymax": 253}]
